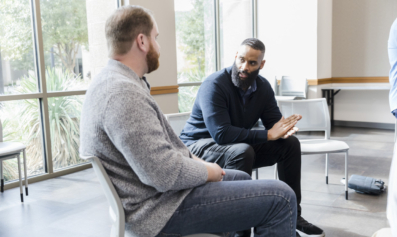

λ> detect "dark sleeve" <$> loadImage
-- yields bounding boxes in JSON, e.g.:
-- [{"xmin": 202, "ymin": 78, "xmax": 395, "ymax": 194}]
[
  {"xmin": 198, "ymin": 80, "xmax": 268, "ymax": 145},
  {"xmin": 260, "ymin": 86, "xmax": 282, "ymax": 130}
]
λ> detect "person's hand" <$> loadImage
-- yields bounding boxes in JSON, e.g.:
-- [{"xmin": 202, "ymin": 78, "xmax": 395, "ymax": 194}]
[
  {"xmin": 204, "ymin": 162, "xmax": 225, "ymax": 182},
  {"xmin": 268, "ymin": 114, "xmax": 302, "ymax": 141},
  {"xmin": 282, "ymin": 126, "xmax": 299, "ymax": 139}
]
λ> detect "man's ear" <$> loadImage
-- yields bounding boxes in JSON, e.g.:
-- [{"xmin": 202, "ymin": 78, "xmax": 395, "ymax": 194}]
[
  {"xmin": 136, "ymin": 33, "xmax": 149, "ymax": 52},
  {"xmin": 259, "ymin": 59, "xmax": 266, "ymax": 69}
]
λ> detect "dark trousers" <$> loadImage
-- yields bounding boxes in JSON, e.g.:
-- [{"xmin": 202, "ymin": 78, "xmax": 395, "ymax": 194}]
[{"xmin": 188, "ymin": 136, "xmax": 302, "ymax": 216}]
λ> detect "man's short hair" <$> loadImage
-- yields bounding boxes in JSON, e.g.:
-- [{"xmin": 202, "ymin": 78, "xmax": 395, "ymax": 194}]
[
  {"xmin": 105, "ymin": 5, "xmax": 154, "ymax": 57},
  {"xmin": 241, "ymin": 38, "xmax": 265, "ymax": 55}
]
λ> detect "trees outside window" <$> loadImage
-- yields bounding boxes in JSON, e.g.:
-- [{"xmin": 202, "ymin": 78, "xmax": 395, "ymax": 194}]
[
  {"xmin": 0, "ymin": 0, "xmax": 90, "ymax": 181},
  {"xmin": 175, "ymin": 0, "xmax": 216, "ymax": 112}
]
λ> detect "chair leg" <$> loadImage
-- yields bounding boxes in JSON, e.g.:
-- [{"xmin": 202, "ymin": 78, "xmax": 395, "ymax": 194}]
[
  {"xmin": 345, "ymin": 151, "xmax": 349, "ymax": 200},
  {"xmin": 17, "ymin": 154, "xmax": 23, "ymax": 202},
  {"xmin": 274, "ymin": 163, "xmax": 278, "ymax": 180},
  {"xmin": 325, "ymin": 153, "xmax": 329, "ymax": 184},
  {"xmin": 255, "ymin": 168, "xmax": 259, "ymax": 180},
  {"xmin": 0, "ymin": 160, "xmax": 3, "ymax": 193},
  {"xmin": 23, "ymin": 150, "xmax": 28, "ymax": 196}
]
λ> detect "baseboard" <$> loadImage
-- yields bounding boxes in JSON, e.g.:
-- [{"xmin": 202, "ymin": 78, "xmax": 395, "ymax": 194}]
[{"xmin": 334, "ymin": 120, "xmax": 395, "ymax": 130}]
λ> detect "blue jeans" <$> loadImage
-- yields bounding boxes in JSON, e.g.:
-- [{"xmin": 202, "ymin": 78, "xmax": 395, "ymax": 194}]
[{"xmin": 157, "ymin": 170, "xmax": 297, "ymax": 237}]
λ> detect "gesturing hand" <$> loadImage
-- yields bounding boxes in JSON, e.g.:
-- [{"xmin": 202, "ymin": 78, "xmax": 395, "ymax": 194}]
[{"xmin": 268, "ymin": 114, "xmax": 302, "ymax": 141}]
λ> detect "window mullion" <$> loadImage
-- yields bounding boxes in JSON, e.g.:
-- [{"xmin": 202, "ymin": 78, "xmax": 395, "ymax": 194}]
[
  {"xmin": 31, "ymin": 0, "xmax": 54, "ymax": 174},
  {"xmin": 215, "ymin": 0, "xmax": 221, "ymax": 71},
  {"xmin": 252, "ymin": 0, "xmax": 258, "ymax": 38}
]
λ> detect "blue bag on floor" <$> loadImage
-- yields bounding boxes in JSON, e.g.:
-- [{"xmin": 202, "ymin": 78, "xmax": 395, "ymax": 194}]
[{"xmin": 348, "ymin": 175, "xmax": 386, "ymax": 195}]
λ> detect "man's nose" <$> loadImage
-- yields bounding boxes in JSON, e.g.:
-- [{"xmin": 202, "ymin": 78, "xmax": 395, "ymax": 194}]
[{"xmin": 242, "ymin": 62, "xmax": 249, "ymax": 72}]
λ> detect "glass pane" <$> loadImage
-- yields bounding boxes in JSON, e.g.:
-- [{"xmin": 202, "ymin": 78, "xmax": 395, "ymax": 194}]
[
  {"xmin": 0, "ymin": 0, "xmax": 38, "ymax": 95},
  {"xmin": 49, "ymin": 95, "xmax": 86, "ymax": 170},
  {"xmin": 174, "ymin": 0, "xmax": 216, "ymax": 83},
  {"xmin": 40, "ymin": 0, "xmax": 91, "ymax": 91},
  {"xmin": 0, "ymin": 99, "xmax": 45, "ymax": 182},
  {"xmin": 178, "ymin": 86, "xmax": 200, "ymax": 113},
  {"xmin": 220, "ymin": 0, "xmax": 253, "ymax": 68}
]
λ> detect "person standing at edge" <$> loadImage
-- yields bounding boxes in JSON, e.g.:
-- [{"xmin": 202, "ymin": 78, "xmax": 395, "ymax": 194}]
[
  {"xmin": 80, "ymin": 5, "xmax": 299, "ymax": 237},
  {"xmin": 180, "ymin": 38, "xmax": 325, "ymax": 237},
  {"xmin": 388, "ymin": 17, "xmax": 397, "ymax": 237}
]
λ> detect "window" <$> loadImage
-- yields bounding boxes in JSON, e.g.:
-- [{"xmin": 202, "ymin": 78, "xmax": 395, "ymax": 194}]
[
  {"xmin": 174, "ymin": 0, "xmax": 216, "ymax": 112},
  {"xmin": 219, "ymin": 0, "xmax": 252, "ymax": 68},
  {"xmin": 0, "ymin": 0, "xmax": 117, "ymax": 186},
  {"xmin": 0, "ymin": 0, "xmax": 38, "ymax": 95},
  {"xmin": 175, "ymin": 0, "xmax": 255, "ymax": 112},
  {"xmin": 40, "ymin": 0, "xmax": 91, "ymax": 91},
  {"xmin": 0, "ymin": 99, "xmax": 44, "ymax": 181}
]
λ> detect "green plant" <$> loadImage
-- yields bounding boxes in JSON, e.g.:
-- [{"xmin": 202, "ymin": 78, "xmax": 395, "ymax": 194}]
[
  {"xmin": 0, "ymin": 0, "xmax": 88, "ymax": 73},
  {"xmin": 1, "ymin": 68, "xmax": 84, "ymax": 180},
  {"xmin": 178, "ymin": 70, "xmax": 205, "ymax": 112}
]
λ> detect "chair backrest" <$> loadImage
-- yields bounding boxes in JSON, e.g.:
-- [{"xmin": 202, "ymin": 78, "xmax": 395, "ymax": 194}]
[
  {"xmin": 278, "ymin": 98, "xmax": 330, "ymax": 139},
  {"xmin": 280, "ymin": 76, "xmax": 308, "ymax": 98},
  {"xmin": 273, "ymin": 76, "xmax": 279, "ymax": 95},
  {"xmin": 81, "ymin": 155, "xmax": 125, "ymax": 237},
  {"xmin": 164, "ymin": 112, "xmax": 191, "ymax": 135}
]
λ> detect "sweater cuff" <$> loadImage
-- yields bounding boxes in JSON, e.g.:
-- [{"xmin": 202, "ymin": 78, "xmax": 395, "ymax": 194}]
[
  {"xmin": 253, "ymin": 129, "xmax": 268, "ymax": 144},
  {"xmin": 173, "ymin": 158, "xmax": 208, "ymax": 189}
]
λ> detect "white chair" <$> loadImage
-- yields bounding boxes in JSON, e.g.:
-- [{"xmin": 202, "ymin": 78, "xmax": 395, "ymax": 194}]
[
  {"xmin": 0, "ymin": 119, "xmax": 28, "ymax": 202},
  {"xmin": 278, "ymin": 98, "xmax": 350, "ymax": 200},
  {"xmin": 164, "ymin": 112, "xmax": 191, "ymax": 135},
  {"xmin": 82, "ymin": 154, "xmax": 220, "ymax": 237},
  {"xmin": 280, "ymin": 76, "xmax": 308, "ymax": 99}
]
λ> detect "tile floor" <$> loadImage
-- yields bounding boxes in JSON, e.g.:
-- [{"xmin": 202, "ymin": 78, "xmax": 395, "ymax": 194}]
[{"xmin": 0, "ymin": 127, "xmax": 393, "ymax": 237}]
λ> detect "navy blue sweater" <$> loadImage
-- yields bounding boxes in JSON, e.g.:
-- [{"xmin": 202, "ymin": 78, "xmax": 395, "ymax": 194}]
[{"xmin": 180, "ymin": 66, "xmax": 282, "ymax": 146}]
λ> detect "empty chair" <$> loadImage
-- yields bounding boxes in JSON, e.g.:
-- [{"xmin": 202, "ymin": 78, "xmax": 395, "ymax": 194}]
[
  {"xmin": 278, "ymin": 98, "xmax": 350, "ymax": 200},
  {"xmin": 280, "ymin": 76, "xmax": 308, "ymax": 99},
  {"xmin": 83, "ymin": 155, "xmax": 220, "ymax": 237},
  {"xmin": 0, "ymin": 119, "xmax": 28, "ymax": 202}
]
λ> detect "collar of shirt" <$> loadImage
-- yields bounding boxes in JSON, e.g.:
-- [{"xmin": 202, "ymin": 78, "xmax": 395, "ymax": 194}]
[
  {"xmin": 238, "ymin": 79, "xmax": 257, "ymax": 104},
  {"xmin": 107, "ymin": 59, "xmax": 151, "ymax": 92}
]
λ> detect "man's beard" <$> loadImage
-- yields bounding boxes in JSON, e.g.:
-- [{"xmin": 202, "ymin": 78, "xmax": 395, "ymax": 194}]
[
  {"xmin": 231, "ymin": 62, "xmax": 260, "ymax": 91},
  {"xmin": 146, "ymin": 42, "xmax": 160, "ymax": 73}
]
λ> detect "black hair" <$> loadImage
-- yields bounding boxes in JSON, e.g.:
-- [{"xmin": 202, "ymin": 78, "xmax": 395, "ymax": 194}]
[{"xmin": 241, "ymin": 38, "xmax": 265, "ymax": 54}]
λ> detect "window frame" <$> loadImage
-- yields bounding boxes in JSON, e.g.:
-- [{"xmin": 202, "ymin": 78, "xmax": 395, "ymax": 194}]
[
  {"xmin": 1, "ymin": 0, "xmax": 121, "ymax": 190},
  {"xmin": 177, "ymin": 0, "xmax": 258, "ymax": 107}
]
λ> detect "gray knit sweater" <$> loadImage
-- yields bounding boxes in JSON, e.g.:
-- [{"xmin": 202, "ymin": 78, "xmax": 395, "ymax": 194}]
[{"xmin": 80, "ymin": 59, "xmax": 208, "ymax": 237}]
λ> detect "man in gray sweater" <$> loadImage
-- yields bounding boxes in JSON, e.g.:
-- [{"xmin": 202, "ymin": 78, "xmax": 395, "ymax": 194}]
[{"xmin": 80, "ymin": 5, "xmax": 298, "ymax": 237}]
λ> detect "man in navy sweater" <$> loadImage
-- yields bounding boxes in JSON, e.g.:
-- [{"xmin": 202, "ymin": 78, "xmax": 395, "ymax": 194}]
[{"xmin": 180, "ymin": 38, "xmax": 324, "ymax": 237}]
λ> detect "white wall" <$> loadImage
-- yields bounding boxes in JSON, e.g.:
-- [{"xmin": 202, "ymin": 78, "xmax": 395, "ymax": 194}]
[
  {"xmin": 331, "ymin": 0, "xmax": 397, "ymax": 124},
  {"xmin": 332, "ymin": 0, "xmax": 397, "ymax": 77},
  {"xmin": 317, "ymin": 0, "xmax": 332, "ymax": 79},
  {"xmin": 257, "ymin": 0, "xmax": 318, "ymax": 82}
]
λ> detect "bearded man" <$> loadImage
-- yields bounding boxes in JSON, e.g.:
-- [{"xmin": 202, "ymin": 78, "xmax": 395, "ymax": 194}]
[
  {"xmin": 80, "ymin": 6, "xmax": 300, "ymax": 237},
  {"xmin": 180, "ymin": 38, "xmax": 325, "ymax": 237}
]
